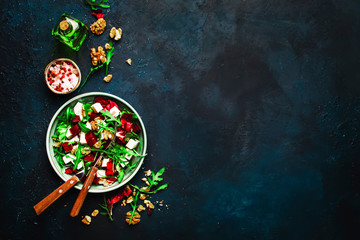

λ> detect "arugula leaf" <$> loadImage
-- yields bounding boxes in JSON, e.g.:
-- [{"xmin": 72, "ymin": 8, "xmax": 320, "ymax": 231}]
[
  {"xmin": 129, "ymin": 168, "xmax": 168, "ymax": 194},
  {"xmin": 117, "ymin": 168, "xmax": 125, "ymax": 183},
  {"xmin": 129, "ymin": 191, "xmax": 139, "ymax": 225},
  {"xmin": 105, "ymin": 41, "xmax": 114, "ymax": 75},
  {"xmin": 100, "ymin": 110, "xmax": 121, "ymax": 124},
  {"xmin": 78, "ymin": 63, "xmax": 105, "ymax": 92},
  {"xmin": 99, "ymin": 194, "xmax": 113, "ymax": 221},
  {"xmin": 78, "ymin": 121, "xmax": 91, "ymax": 133}
]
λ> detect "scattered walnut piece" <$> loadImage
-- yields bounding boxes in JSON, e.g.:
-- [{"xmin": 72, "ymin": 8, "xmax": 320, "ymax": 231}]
[
  {"xmin": 140, "ymin": 193, "xmax": 147, "ymax": 200},
  {"xmin": 104, "ymin": 74, "xmax": 113, "ymax": 83},
  {"xmin": 109, "ymin": 27, "xmax": 122, "ymax": 41},
  {"xmin": 52, "ymin": 142, "xmax": 61, "ymax": 148},
  {"xmin": 137, "ymin": 205, "xmax": 146, "ymax": 212},
  {"xmin": 141, "ymin": 178, "xmax": 150, "ymax": 186},
  {"xmin": 141, "ymin": 186, "xmax": 150, "ymax": 192},
  {"xmin": 105, "ymin": 43, "xmax": 112, "ymax": 50},
  {"xmin": 126, "ymin": 58, "xmax": 132, "ymax": 65},
  {"xmin": 91, "ymin": 209, "xmax": 99, "ymax": 217},
  {"xmin": 144, "ymin": 170, "xmax": 152, "ymax": 176},
  {"xmin": 82, "ymin": 215, "xmax": 91, "ymax": 225},
  {"xmin": 125, "ymin": 211, "xmax": 141, "ymax": 225},
  {"xmin": 144, "ymin": 200, "xmax": 155, "ymax": 209},
  {"xmin": 90, "ymin": 18, "xmax": 107, "ymax": 35},
  {"xmin": 126, "ymin": 196, "xmax": 133, "ymax": 204}
]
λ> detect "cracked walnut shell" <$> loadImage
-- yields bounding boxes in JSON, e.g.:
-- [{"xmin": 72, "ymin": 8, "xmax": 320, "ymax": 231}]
[{"xmin": 90, "ymin": 18, "xmax": 106, "ymax": 35}]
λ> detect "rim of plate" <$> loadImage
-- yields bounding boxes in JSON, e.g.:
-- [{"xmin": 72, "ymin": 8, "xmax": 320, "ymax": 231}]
[{"xmin": 46, "ymin": 92, "xmax": 147, "ymax": 193}]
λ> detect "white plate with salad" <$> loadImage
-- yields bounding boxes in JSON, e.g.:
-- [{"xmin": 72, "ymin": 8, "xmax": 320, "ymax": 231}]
[{"xmin": 46, "ymin": 92, "xmax": 147, "ymax": 193}]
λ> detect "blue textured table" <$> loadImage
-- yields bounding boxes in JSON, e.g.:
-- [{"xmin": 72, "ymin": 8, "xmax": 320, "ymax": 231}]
[{"xmin": 1, "ymin": 0, "xmax": 360, "ymax": 239}]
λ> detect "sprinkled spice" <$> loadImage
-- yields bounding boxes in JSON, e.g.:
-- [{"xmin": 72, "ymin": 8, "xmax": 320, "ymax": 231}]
[{"xmin": 47, "ymin": 60, "xmax": 79, "ymax": 93}]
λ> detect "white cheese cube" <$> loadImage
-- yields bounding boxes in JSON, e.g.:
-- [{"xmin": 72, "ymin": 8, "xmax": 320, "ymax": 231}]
[
  {"xmin": 126, "ymin": 139, "xmax": 139, "ymax": 150},
  {"xmin": 109, "ymin": 106, "xmax": 120, "ymax": 118},
  {"xmin": 70, "ymin": 135, "xmax": 79, "ymax": 143},
  {"xmin": 125, "ymin": 149, "xmax": 133, "ymax": 161},
  {"xmin": 66, "ymin": 128, "xmax": 73, "ymax": 139},
  {"xmin": 120, "ymin": 160, "xmax": 129, "ymax": 168},
  {"xmin": 63, "ymin": 153, "xmax": 76, "ymax": 165},
  {"xmin": 74, "ymin": 102, "xmax": 84, "ymax": 118},
  {"xmin": 91, "ymin": 102, "xmax": 103, "ymax": 113},
  {"xmin": 102, "ymin": 158, "xmax": 110, "ymax": 168},
  {"xmin": 76, "ymin": 160, "xmax": 84, "ymax": 170},
  {"xmin": 80, "ymin": 132, "xmax": 87, "ymax": 145},
  {"xmin": 96, "ymin": 169, "xmax": 106, "ymax": 178},
  {"xmin": 71, "ymin": 144, "xmax": 78, "ymax": 155},
  {"xmin": 85, "ymin": 122, "xmax": 92, "ymax": 131}
]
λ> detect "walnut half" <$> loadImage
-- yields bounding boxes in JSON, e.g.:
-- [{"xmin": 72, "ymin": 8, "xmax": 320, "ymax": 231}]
[
  {"xmin": 125, "ymin": 211, "xmax": 141, "ymax": 225},
  {"xmin": 90, "ymin": 18, "xmax": 107, "ymax": 35}
]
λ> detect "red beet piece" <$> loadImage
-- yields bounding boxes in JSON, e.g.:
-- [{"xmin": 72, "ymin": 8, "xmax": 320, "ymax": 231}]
[
  {"xmin": 84, "ymin": 153, "xmax": 95, "ymax": 162},
  {"xmin": 72, "ymin": 115, "xmax": 81, "ymax": 125},
  {"xmin": 85, "ymin": 131, "xmax": 97, "ymax": 147},
  {"xmin": 62, "ymin": 142, "xmax": 73, "ymax": 153},
  {"xmin": 106, "ymin": 161, "xmax": 114, "ymax": 176},
  {"xmin": 69, "ymin": 124, "xmax": 81, "ymax": 136}
]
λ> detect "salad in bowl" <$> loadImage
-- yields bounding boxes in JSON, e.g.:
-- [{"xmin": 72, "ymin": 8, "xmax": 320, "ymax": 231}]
[{"xmin": 46, "ymin": 92, "xmax": 147, "ymax": 193}]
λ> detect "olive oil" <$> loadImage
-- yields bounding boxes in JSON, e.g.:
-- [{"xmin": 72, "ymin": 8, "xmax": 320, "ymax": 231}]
[{"xmin": 52, "ymin": 13, "xmax": 89, "ymax": 51}]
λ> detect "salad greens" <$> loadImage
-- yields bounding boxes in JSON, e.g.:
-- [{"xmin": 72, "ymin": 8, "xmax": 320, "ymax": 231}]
[{"xmin": 51, "ymin": 97, "xmax": 145, "ymax": 187}]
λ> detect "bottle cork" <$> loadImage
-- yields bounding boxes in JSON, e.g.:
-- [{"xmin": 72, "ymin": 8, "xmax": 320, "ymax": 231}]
[{"xmin": 59, "ymin": 20, "xmax": 70, "ymax": 31}]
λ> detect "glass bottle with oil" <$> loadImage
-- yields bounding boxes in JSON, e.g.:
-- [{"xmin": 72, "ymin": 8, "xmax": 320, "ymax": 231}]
[{"xmin": 52, "ymin": 13, "xmax": 89, "ymax": 51}]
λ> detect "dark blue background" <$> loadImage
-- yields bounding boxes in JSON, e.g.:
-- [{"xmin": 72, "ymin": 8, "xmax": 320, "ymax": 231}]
[{"xmin": 1, "ymin": 0, "xmax": 360, "ymax": 239}]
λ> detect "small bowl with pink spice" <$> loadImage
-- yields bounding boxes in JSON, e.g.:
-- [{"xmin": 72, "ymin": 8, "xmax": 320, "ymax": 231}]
[{"xmin": 44, "ymin": 58, "xmax": 81, "ymax": 94}]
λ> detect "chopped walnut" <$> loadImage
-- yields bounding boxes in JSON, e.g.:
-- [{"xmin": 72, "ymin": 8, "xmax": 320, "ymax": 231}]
[
  {"xmin": 71, "ymin": 145, "xmax": 78, "ymax": 155},
  {"xmin": 126, "ymin": 58, "xmax": 132, "ymax": 65},
  {"xmin": 93, "ymin": 141, "xmax": 102, "ymax": 149},
  {"xmin": 81, "ymin": 148, "xmax": 91, "ymax": 155},
  {"xmin": 102, "ymin": 129, "xmax": 114, "ymax": 140},
  {"xmin": 98, "ymin": 178, "xmax": 109, "ymax": 187},
  {"xmin": 144, "ymin": 200, "xmax": 155, "ymax": 209},
  {"xmin": 91, "ymin": 209, "xmax": 99, "ymax": 217},
  {"xmin": 105, "ymin": 43, "xmax": 112, "ymax": 50},
  {"xmin": 126, "ymin": 196, "xmax": 133, "ymax": 204},
  {"xmin": 141, "ymin": 186, "xmax": 150, "ymax": 192},
  {"xmin": 137, "ymin": 205, "xmax": 146, "ymax": 212},
  {"xmin": 90, "ymin": 46, "xmax": 107, "ymax": 66},
  {"xmin": 82, "ymin": 215, "xmax": 91, "ymax": 225},
  {"xmin": 144, "ymin": 170, "xmax": 151, "ymax": 176},
  {"xmin": 52, "ymin": 142, "xmax": 61, "ymax": 148},
  {"xmin": 109, "ymin": 27, "xmax": 122, "ymax": 41},
  {"xmin": 90, "ymin": 18, "xmax": 107, "ymax": 35},
  {"xmin": 109, "ymin": 27, "xmax": 116, "ymax": 38},
  {"xmin": 125, "ymin": 211, "xmax": 141, "ymax": 225},
  {"xmin": 140, "ymin": 193, "xmax": 147, "ymax": 200},
  {"xmin": 104, "ymin": 74, "xmax": 113, "ymax": 83},
  {"xmin": 141, "ymin": 178, "xmax": 150, "ymax": 186},
  {"xmin": 90, "ymin": 121, "xmax": 97, "ymax": 131}
]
